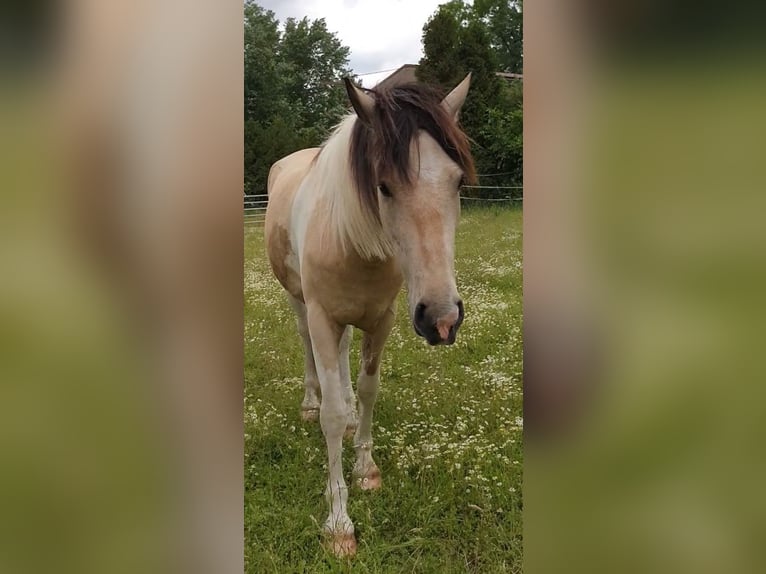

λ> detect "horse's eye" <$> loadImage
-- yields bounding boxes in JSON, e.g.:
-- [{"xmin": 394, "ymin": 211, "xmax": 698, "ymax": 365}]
[{"xmin": 378, "ymin": 183, "xmax": 392, "ymax": 197}]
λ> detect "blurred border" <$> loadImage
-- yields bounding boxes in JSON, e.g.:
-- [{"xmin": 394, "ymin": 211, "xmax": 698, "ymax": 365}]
[
  {"xmin": 1, "ymin": 1, "xmax": 243, "ymax": 573},
  {"xmin": 525, "ymin": 1, "xmax": 766, "ymax": 573}
]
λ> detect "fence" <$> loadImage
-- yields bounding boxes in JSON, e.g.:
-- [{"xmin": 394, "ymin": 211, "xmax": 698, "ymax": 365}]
[
  {"xmin": 244, "ymin": 194, "xmax": 268, "ymax": 226},
  {"xmin": 245, "ymin": 187, "xmax": 522, "ymax": 227},
  {"xmin": 460, "ymin": 185, "xmax": 523, "ymax": 202}
]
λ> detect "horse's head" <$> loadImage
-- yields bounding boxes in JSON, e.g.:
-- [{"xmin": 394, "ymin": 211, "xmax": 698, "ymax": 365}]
[{"xmin": 344, "ymin": 75, "xmax": 475, "ymax": 345}]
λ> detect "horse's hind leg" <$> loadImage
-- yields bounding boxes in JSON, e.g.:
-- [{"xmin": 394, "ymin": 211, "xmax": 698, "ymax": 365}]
[
  {"xmin": 338, "ymin": 326, "xmax": 358, "ymax": 438},
  {"xmin": 287, "ymin": 295, "xmax": 321, "ymax": 421}
]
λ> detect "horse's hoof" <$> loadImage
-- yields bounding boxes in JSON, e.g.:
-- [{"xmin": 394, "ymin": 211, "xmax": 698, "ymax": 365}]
[
  {"xmin": 323, "ymin": 532, "xmax": 357, "ymax": 558},
  {"xmin": 301, "ymin": 408, "xmax": 319, "ymax": 422},
  {"xmin": 356, "ymin": 467, "xmax": 382, "ymax": 491},
  {"xmin": 344, "ymin": 425, "xmax": 357, "ymax": 439}
]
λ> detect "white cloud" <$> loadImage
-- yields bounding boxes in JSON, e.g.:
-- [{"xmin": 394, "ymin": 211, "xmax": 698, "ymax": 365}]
[{"xmin": 256, "ymin": 0, "xmax": 446, "ymax": 86}]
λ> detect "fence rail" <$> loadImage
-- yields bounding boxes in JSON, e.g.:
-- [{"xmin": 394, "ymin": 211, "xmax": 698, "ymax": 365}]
[
  {"xmin": 244, "ymin": 189, "xmax": 522, "ymax": 226},
  {"xmin": 244, "ymin": 193, "xmax": 267, "ymax": 226}
]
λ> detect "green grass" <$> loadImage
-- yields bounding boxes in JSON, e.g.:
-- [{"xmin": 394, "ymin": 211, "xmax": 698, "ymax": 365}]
[{"xmin": 245, "ymin": 207, "xmax": 522, "ymax": 573}]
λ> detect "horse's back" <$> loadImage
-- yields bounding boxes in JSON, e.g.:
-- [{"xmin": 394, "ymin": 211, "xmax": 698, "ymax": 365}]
[{"xmin": 264, "ymin": 147, "xmax": 320, "ymax": 301}]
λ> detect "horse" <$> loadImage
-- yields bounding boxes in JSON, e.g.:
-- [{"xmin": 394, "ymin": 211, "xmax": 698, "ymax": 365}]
[{"xmin": 264, "ymin": 74, "xmax": 476, "ymax": 557}]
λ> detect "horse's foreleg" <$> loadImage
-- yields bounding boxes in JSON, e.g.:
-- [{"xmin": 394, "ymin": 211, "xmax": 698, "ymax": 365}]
[
  {"xmin": 338, "ymin": 326, "xmax": 358, "ymax": 438},
  {"xmin": 306, "ymin": 303, "xmax": 356, "ymax": 557},
  {"xmin": 288, "ymin": 295, "xmax": 321, "ymax": 421},
  {"xmin": 353, "ymin": 304, "xmax": 395, "ymax": 491}
]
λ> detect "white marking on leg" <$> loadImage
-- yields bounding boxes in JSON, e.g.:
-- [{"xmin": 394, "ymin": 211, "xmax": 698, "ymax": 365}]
[
  {"xmin": 306, "ymin": 304, "xmax": 355, "ymax": 550},
  {"xmin": 316, "ymin": 362, "xmax": 354, "ymax": 537}
]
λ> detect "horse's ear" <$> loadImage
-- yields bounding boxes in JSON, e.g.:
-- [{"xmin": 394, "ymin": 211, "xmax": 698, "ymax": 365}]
[
  {"xmin": 344, "ymin": 78, "xmax": 375, "ymax": 126},
  {"xmin": 442, "ymin": 72, "xmax": 472, "ymax": 120}
]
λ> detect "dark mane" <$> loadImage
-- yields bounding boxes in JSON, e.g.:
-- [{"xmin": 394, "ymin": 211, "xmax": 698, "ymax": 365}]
[{"xmin": 348, "ymin": 82, "xmax": 476, "ymax": 218}]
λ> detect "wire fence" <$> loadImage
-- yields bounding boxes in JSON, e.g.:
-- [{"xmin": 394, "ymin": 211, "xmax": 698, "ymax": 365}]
[
  {"xmin": 244, "ymin": 193, "xmax": 268, "ymax": 226},
  {"xmin": 245, "ymin": 186, "xmax": 522, "ymax": 226}
]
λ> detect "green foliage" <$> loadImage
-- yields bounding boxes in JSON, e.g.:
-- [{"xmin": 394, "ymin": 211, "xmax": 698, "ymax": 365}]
[
  {"xmin": 418, "ymin": 0, "xmax": 523, "ymax": 196},
  {"xmin": 474, "ymin": 0, "xmax": 523, "ymax": 74},
  {"xmin": 243, "ymin": 2, "xmax": 284, "ymax": 124},
  {"xmin": 244, "ymin": 1, "xmax": 353, "ymax": 195},
  {"xmin": 279, "ymin": 17, "xmax": 352, "ymax": 131},
  {"xmin": 416, "ymin": 9, "xmax": 463, "ymax": 84}
]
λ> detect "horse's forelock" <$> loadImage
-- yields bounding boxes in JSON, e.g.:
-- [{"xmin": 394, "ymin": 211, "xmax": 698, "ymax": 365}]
[{"xmin": 348, "ymin": 82, "xmax": 476, "ymax": 221}]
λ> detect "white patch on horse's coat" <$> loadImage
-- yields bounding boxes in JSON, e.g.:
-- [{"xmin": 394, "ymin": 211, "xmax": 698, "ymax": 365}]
[
  {"xmin": 415, "ymin": 133, "xmax": 463, "ymax": 187},
  {"xmin": 313, "ymin": 357, "xmax": 355, "ymax": 538},
  {"xmin": 290, "ymin": 177, "xmax": 318, "ymax": 274}
]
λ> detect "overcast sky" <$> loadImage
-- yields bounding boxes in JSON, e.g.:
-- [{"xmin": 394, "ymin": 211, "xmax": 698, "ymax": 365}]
[{"xmin": 256, "ymin": 0, "xmax": 448, "ymax": 87}]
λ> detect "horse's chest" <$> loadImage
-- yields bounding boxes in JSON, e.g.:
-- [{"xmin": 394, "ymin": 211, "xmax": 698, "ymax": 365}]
[{"xmin": 304, "ymin": 258, "xmax": 402, "ymax": 330}]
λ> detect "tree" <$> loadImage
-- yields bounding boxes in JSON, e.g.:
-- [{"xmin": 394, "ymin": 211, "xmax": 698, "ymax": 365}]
[
  {"xmin": 479, "ymin": 81, "xmax": 523, "ymax": 186},
  {"xmin": 418, "ymin": 0, "xmax": 523, "ymax": 194},
  {"xmin": 243, "ymin": 2, "xmax": 284, "ymax": 123},
  {"xmin": 474, "ymin": 0, "xmax": 523, "ymax": 74},
  {"xmin": 279, "ymin": 17, "xmax": 353, "ymax": 134},
  {"xmin": 243, "ymin": 1, "xmax": 354, "ymax": 195}
]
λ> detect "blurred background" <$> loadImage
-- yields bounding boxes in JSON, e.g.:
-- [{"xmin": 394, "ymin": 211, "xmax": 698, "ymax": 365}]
[
  {"xmin": 0, "ymin": 1, "xmax": 242, "ymax": 573},
  {"xmin": 525, "ymin": 0, "xmax": 766, "ymax": 573}
]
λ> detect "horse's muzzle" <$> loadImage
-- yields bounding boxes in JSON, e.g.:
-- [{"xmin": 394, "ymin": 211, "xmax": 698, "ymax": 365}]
[{"xmin": 413, "ymin": 300, "xmax": 464, "ymax": 345}]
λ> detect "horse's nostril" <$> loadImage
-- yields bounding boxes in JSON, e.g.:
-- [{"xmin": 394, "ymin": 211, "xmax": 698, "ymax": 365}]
[
  {"xmin": 414, "ymin": 302, "xmax": 427, "ymax": 324},
  {"xmin": 456, "ymin": 299, "xmax": 464, "ymax": 322}
]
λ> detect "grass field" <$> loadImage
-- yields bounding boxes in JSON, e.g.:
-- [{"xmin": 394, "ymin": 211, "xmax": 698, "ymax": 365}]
[{"xmin": 245, "ymin": 206, "xmax": 523, "ymax": 573}]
